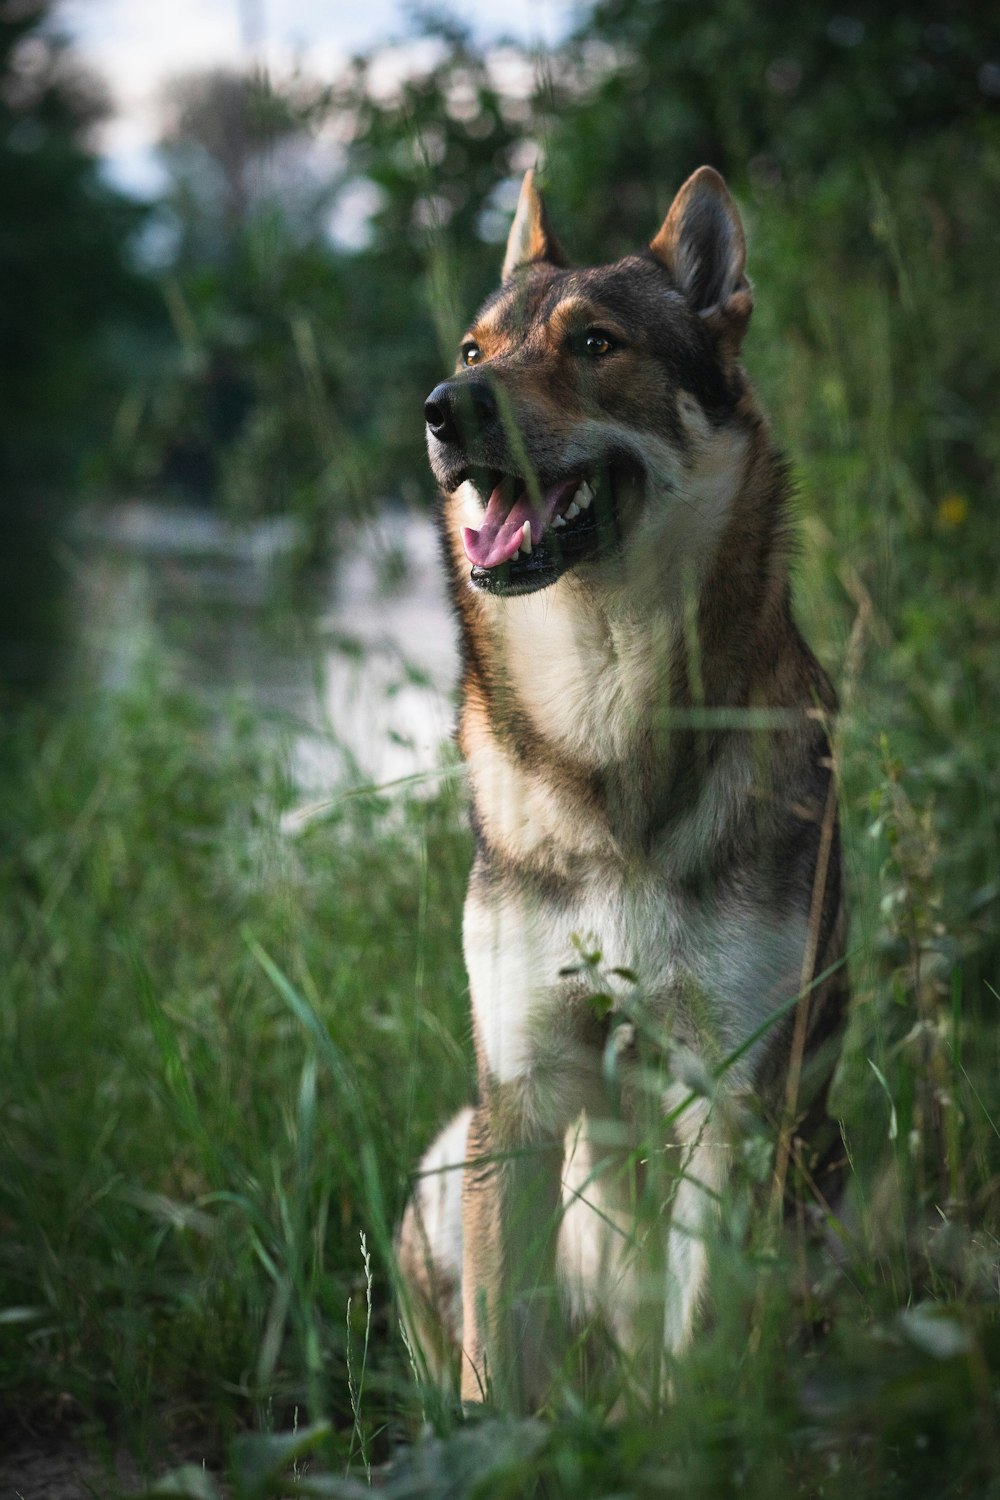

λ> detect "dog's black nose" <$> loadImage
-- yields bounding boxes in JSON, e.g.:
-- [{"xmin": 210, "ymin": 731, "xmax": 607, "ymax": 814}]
[
  {"xmin": 424, "ymin": 379, "xmax": 497, "ymax": 445},
  {"xmin": 424, "ymin": 383, "xmax": 457, "ymax": 442}
]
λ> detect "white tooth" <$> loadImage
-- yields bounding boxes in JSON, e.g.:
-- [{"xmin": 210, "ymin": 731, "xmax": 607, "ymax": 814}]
[
  {"xmin": 553, "ymin": 514, "xmax": 566, "ymax": 528},
  {"xmin": 578, "ymin": 481, "xmax": 594, "ymax": 508},
  {"xmin": 520, "ymin": 519, "xmax": 532, "ymax": 554},
  {"xmin": 457, "ymin": 479, "xmax": 482, "ymax": 525},
  {"xmin": 566, "ymin": 501, "xmax": 580, "ymax": 520}
]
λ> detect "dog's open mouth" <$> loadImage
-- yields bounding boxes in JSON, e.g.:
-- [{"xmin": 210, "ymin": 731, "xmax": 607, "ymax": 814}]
[{"xmin": 457, "ymin": 465, "xmax": 622, "ymax": 595}]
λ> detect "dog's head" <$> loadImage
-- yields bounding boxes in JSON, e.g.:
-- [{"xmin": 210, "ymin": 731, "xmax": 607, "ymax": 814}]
[{"xmin": 426, "ymin": 167, "xmax": 754, "ymax": 597}]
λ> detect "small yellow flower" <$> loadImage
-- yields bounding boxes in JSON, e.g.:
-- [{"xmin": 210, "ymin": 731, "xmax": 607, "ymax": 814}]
[{"xmin": 937, "ymin": 493, "xmax": 968, "ymax": 528}]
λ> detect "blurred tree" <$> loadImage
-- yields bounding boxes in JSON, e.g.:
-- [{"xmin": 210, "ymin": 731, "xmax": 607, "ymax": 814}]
[
  {"xmin": 544, "ymin": 0, "xmax": 1000, "ymax": 253},
  {"xmin": 122, "ymin": 67, "xmax": 360, "ymax": 561},
  {"xmin": 0, "ymin": 0, "xmax": 153, "ymax": 693},
  {"xmin": 159, "ymin": 67, "xmax": 335, "ymax": 266}
]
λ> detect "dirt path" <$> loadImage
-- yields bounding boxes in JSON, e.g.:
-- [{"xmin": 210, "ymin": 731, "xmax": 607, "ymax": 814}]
[{"xmin": 0, "ymin": 1434, "xmax": 144, "ymax": 1499}]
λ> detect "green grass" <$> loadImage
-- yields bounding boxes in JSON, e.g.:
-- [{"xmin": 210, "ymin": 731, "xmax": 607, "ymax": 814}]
[
  {"xmin": 2, "ymin": 182, "xmax": 999, "ymax": 1494},
  {"xmin": 0, "ymin": 672, "xmax": 474, "ymax": 1467}
]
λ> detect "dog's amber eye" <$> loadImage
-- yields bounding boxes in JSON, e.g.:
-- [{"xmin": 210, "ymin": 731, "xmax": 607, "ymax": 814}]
[
  {"xmin": 584, "ymin": 331, "xmax": 614, "ymax": 357},
  {"xmin": 461, "ymin": 343, "xmax": 482, "ymax": 367}
]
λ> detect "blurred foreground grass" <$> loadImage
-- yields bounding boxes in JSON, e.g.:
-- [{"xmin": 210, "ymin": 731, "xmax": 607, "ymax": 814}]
[
  {"xmin": 0, "ymin": 674, "xmax": 473, "ymax": 1467},
  {"xmin": 2, "ymin": 182, "xmax": 999, "ymax": 1495}
]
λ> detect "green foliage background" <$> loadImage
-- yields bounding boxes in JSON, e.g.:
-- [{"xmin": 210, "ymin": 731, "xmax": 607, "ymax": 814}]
[{"xmin": 1, "ymin": 0, "xmax": 998, "ymax": 1494}]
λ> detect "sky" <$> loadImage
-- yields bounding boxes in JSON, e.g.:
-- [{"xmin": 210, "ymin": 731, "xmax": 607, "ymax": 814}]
[{"xmin": 56, "ymin": 0, "xmax": 579, "ymax": 198}]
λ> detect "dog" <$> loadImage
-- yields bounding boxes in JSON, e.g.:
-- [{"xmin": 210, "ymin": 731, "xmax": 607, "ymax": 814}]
[{"xmin": 397, "ymin": 166, "xmax": 848, "ymax": 1412}]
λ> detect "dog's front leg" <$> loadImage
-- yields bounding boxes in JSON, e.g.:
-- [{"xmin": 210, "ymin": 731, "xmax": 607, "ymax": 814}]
[{"xmin": 460, "ymin": 1088, "xmax": 564, "ymax": 1410}]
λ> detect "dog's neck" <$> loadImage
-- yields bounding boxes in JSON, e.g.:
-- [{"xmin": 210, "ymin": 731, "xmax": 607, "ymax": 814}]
[{"xmin": 447, "ymin": 409, "xmax": 807, "ymax": 871}]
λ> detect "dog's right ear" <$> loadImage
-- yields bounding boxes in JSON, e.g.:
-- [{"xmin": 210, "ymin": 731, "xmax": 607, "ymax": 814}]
[{"xmin": 502, "ymin": 170, "xmax": 568, "ymax": 281}]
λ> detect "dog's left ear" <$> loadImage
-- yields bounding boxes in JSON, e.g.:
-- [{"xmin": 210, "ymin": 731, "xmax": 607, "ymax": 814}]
[
  {"xmin": 502, "ymin": 169, "xmax": 568, "ymax": 280},
  {"xmin": 650, "ymin": 167, "xmax": 751, "ymax": 342}
]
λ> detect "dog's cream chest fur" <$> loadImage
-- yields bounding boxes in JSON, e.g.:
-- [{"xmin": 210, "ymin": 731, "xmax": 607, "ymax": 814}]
[
  {"xmin": 464, "ymin": 857, "xmax": 808, "ymax": 1100},
  {"xmin": 463, "ymin": 559, "xmax": 809, "ymax": 1104}
]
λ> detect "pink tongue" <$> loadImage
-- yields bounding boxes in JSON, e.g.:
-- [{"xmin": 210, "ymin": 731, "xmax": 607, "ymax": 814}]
[{"xmin": 462, "ymin": 476, "xmax": 578, "ymax": 569}]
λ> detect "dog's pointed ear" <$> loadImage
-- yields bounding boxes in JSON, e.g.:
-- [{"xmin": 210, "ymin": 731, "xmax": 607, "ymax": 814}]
[
  {"xmin": 502, "ymin": 169, "xmax": 567, "ymax": 281},
  {"xmin": 650, "ymin": 167, "xmax": 751, "ymax": 339}
]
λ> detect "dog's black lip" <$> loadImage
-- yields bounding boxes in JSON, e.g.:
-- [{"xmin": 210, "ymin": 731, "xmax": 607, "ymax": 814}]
[{"xmin": 470, "ymin": 551, "xmax": 562, "ymax": 595}]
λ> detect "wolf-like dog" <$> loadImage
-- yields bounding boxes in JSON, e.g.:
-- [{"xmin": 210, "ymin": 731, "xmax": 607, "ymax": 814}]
[{"xmin": 397, "ymin": 166, "xmax": 848, "ymax": 1411}]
